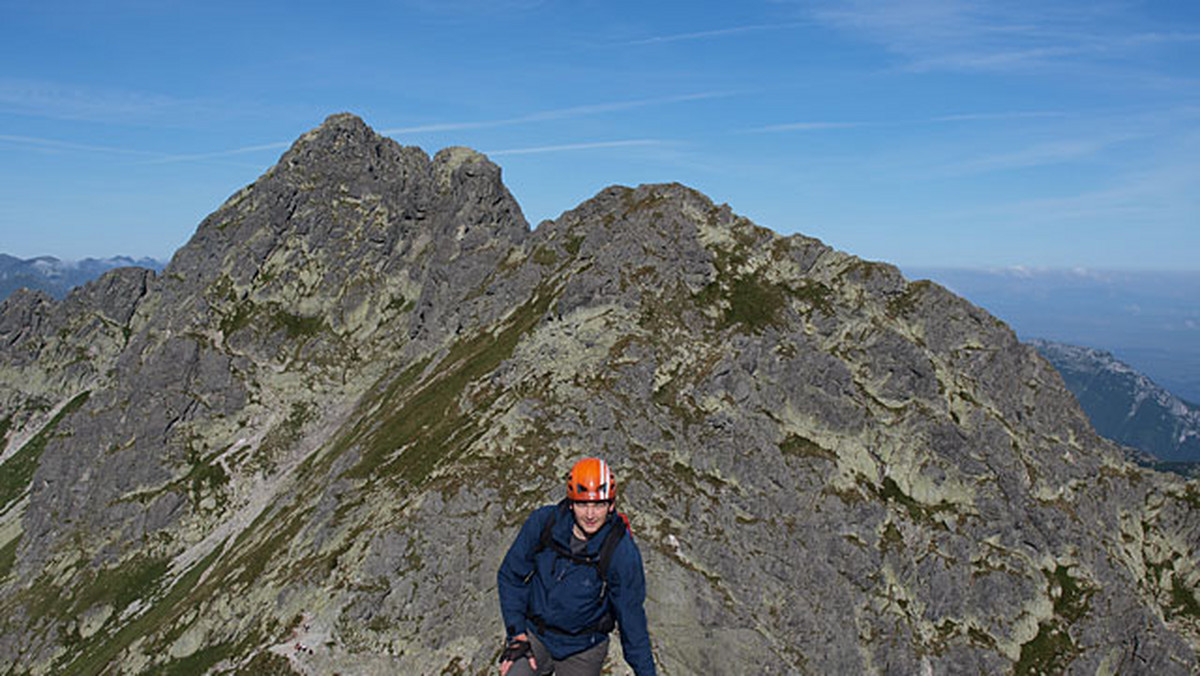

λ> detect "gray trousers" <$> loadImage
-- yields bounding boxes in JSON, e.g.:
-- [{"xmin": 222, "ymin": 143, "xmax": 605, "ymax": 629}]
[{"xmin": 507, "ymin": 631, "xmax": 609, "ymax": 676}]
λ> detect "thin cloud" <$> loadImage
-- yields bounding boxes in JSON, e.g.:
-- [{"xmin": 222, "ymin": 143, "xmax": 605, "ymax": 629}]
[
  {"xmin": 622, "ymin": 22, "xmax": 810, "ymax": 46},
  {"xmin": 743, "ymin": 121, "xmax": 868, "ymax": 133},
  {"xmin": 0, "ymin": 77, "xmax": 181, "ymax": 123},
  {"xmin": 743, "ymin": 111, "xmax": 1067, "ymax": 133},
  {"xmin": 929, "ymin": 111, "xmax": 1067, "ymax": 122},
  {"xmin": 801, "ymin": 0, "xmax": 1199, "ymax": 74},
  {"xmin": 0, "ymin": 132, "xmax": 286, "ymax": 170},
  {"xmin": 139, "ymin": 141, "xmax": 292, "ymax": 165},
  {"xmin": 0, "ymin": 134, "xmax": 164, "ymax": 157},
  {"xmin": 486, "ymin": 140, "xmax": 665, "ymax": 156},
  {"xmin": 383, "ymin": 92, "xmax": 733, "ymax": 136},
  {"xmin": 945, "ymin": 136, "xmax": 1132, "ymax": 175},
  {"xmin": 936, "ymin": 153, "xmax": 1199, "ymax": 228},
  {"xmin": 396, "ymin": 0, "xmax": 548, "ymax": 15}
]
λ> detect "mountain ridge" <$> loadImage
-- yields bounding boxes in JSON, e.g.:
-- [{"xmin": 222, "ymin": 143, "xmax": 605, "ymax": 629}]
[
  {"xmin": 905, "ymin": 266, "xmax": 1200, "ymax": 405},
  {"xmin": 1033, "ymin": 338, "xmax": 1200, "ymax": 465},
  {"xmin": 0, "ymin": 255, "xmax": 165, "ymax": 302},
  {"xmin": 1, "ymin": 113, "xmax": 1198, "ymax": 674}
]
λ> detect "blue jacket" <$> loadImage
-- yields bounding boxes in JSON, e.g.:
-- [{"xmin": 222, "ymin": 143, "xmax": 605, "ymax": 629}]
[{"xmin": 498, "ymin": 501, "xmax": 657, "ymax": 675}]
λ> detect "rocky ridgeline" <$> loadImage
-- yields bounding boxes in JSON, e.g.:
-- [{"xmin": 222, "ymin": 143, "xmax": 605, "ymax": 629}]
[
  {"xmin": 0, "ymin": 255, "xmax": 165, "ymax": 302},
  {"xmin": 1033, "ymin": 338, "xmax": 1200, "ymax": 466},
  {"xmin": 1, "ymin": 114, "xmax": 1198, "ymax": 674}
]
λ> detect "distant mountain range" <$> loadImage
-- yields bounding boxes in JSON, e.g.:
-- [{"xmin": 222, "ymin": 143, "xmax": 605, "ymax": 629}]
[
  {"xmin": 0, "ymin": 254, "xmax": 166, "ymax": 300},
  {"xmin": 1034, "ymin": 338, "xmax": 1200, "ymax": 469},
  {"xmin": 905, "ymin": 267, "xmax": 1200, "ymax": 405}
]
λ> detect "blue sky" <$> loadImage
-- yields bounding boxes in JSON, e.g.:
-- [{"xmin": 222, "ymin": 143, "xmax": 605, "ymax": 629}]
[{"xmin": 1, "ymin": 0, "xmax": 1197, "ymax": 269}]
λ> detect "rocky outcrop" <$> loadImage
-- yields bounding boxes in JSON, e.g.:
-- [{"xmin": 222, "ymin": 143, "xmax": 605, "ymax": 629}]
[{"xmin": 1, "ymin": 114, "xmax": 1197, "ymax": 675}]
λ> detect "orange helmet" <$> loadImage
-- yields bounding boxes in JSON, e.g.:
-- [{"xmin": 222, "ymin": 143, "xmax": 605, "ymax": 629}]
[{"xmin": 567, "ymin": 457, "xmax": 616, "ymax": 502}]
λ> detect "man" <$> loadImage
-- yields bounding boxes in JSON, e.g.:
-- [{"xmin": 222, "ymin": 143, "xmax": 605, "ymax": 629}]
[{"xmin": 497, "ymin": 457, "xmax": 657, "ymax": 675}]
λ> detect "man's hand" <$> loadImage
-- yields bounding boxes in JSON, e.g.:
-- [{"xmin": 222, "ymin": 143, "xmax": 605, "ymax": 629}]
[{"xmin": 499, "ymin": 633, "xmax": 536, "ymax": 675}]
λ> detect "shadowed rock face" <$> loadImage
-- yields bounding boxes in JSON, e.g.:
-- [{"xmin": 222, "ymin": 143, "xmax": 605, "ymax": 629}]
[{"xmin": 1, "ymin": 114, "xmax": 1197, "ymax": 675}]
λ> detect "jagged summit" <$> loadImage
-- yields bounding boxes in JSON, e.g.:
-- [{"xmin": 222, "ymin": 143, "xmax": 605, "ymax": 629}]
[
  {"xmin": 1, "ymin": 114, "xmax": 1198, "ymax": 674},
  {"xmin": 155, "ymin": 114, "xmax": 528, "ymax": 338}
]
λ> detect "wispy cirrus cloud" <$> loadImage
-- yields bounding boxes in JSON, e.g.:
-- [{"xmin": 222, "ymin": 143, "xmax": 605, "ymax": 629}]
[
  {"xmin": 953, "ymin": 155, "xmax": 1200, "ymax": 227},
  {"xmin": 742, "ymin": 109, "xmax": 1066, "ymax": 133},
  {"xmin": 0, "ymin": 134, "xmax": 164, "ymax": 157},
  {"xmin": 796, "ymin": 0, "xmax": 1200, "ymax": 73},
  {"xmin": 382, "ymin": 91, "xmax": 733, "ymax": 136},
  {"xmin": 0, "ymin": 77, "xmax": 182, "ymax": 123},
  {"xmin": 138, "ymin": 141, "xmax": 292, "ymax": 165},
  {"xmin": 743, "ymin": 120, "xmax": 866, "ymax": 133},
  {"xmin": 485, "ymin": 139, "xmax": 665, "ymax": 157},
  {"xmin": 395, "ymin": 0, "xmax": 548, "ymax": 15},
  {"xmin": 621, "ymin": 22, "xmax": 810, "ymax": 46},
  {"xmin": 3, "ymin": 92, "xmax": 723, "ymax": 168},
  {"xmin": 0, "ymin": 132, "xmax": 287, "ymax": 170},
  {"xmin": 928, "ymin": 110, "xmax": 1067, "ymax": 122},
  {"xmin": 945, "ymin": 136, "xmax": 1133, "ymax": 175}
]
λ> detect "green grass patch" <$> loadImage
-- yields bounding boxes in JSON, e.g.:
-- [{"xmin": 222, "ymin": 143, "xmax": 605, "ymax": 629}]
[
  {"xmin": 779, "ymin": 434, "xmax": 836, "ymax": 462},
  {"xmin": 0, "ymin": 391, "xmax": 90, "ymax": 513},
  {"xmin": 725, "ymin": 275, "xmax": 788, "ymax": 333},
  {"xmin": 1178, "ymin": 484, "xmax": 1200, "ymax": 510},
  {"xmin": 789, "ymin": 280, "xmax": 834, "ymax": 315},
  {"xmin": 1012, "ymin": 565, "xmax": 1094, "ymax": 675},
  {"xmin": 308, "ymin": 356, "xmax": 433, "ymax": 480},
  {"xmin": 874, "ymin": 476, "xmax": 953, "ymax": 527},
  {"xmin": 231, "ymin": 510, "xmax": 310, "ymax": 586},
  {"xmin": 1169, "ymin": 579, "xmax": 1200, "ymax": 620},
  {"xmin": 697, "ymin": 256, "xmax": 831, "ymax": 334},
  {"xmin": 270, "ymin": 310, "xmax": 325, "ymax": 339},
  {"xmin": 1014, "ymin": 621, "xmax": 1077, "ymax": 676},
  {"xmin": 385, "ymin": 294, "xmax": 413, "ymax": 314},
  {"xmin": 887, "ymin": 281, "xmax": 930, "ymax": 318},
  {"xmin": 71, "ymin": 555, "xmax": 171, "ymax": 618},
  {"xmin": 0, "ymin": 533, "xmax": 20, "ymax": 581},
  {"xmin": 56, "ymin": 542, "xmax": 227, "ymax": 675},
  {"xmin": 220, "ymin": 299, "xmax": 257, "ymax": 336},
  {"xmin": 1049, "ymin": 565, "xmax": 1092, "ymax": 623},
  {"xmin": 185, "ymin": 447, "xmax": 231, "ymax": 504},
  {"xmin": 344, "ymin": 285, "xmax": 557, "ymax": 485},
  {"xmin": 155, "ymin": 641, "xmax": 234, "ymax": 676},
  {"xmin": 564, "ymin": 233, "xmax": 585, "ymax": 257},
  {"xmin": 880, "ymin": 522, "xmax": 903, "ymax": 552},
  {"xmin": 880, "ymin": 477, "xmax": 921, "ymax": 514}
]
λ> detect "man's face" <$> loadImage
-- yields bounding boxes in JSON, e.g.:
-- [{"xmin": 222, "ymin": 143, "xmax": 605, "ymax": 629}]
[{"xmin": 571, "ymin": 500, "xmax": 613, "ymax": 537}]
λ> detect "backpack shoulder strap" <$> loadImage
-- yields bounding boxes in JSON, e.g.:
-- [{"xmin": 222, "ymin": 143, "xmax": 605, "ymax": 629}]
[
  {"xmin": 595, "ymin": 512, "xmax": 629, "ymax": 581},
  {"xmin": 535, "ymin": 499, "xmax": 569, "ymax": 554}
]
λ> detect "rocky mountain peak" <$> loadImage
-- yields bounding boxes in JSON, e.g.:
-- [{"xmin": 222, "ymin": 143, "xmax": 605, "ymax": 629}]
[
  {"xmin": 152, "ymin": 116, "xmax": 528, "ymax": 344},
  {"xmin": 1, "ymin": 114, "xmax": 1198, "ymax": 675}
]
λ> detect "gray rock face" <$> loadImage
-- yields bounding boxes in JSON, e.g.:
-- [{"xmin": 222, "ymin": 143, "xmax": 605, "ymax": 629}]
[{"xmin": 1, "ymin": 114, "xmax": 1197, "ymax": 675}]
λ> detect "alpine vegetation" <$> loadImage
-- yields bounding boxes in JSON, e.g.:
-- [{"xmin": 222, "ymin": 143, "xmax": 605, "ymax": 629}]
[{"xmin": 0, "ymin": 114, "xmax": 1197, "ymax": 674}]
